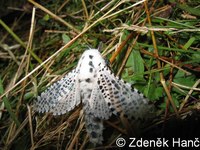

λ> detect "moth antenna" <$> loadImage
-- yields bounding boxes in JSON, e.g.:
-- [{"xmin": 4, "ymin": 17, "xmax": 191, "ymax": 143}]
[{"xmin": 97, "ymin": 42, "xmax": 103, "ymax": 52}]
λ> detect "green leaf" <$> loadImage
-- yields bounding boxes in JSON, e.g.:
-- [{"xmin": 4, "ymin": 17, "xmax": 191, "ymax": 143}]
[
  {"xmin": 0, "ymin": 76, "xmax": 20, "ymax": 126},
  {"xmin": 62, "ymin": 34, "xmax": 71, "ymax": 44},
  {"xmin": 43, "ymin": 14, "xmax": 50, "ymax": 21},
  {"xmin": 174, "ymin": 70, "xmax": 196, "ymax": 87},
  {"xmin": 0, "ymin": 77, "xmax": 3, "ymax": 94},
  {"xmin": 144, "ymin": 84, "xmax": 163, "ymax": 101},
  {"xmin": 178, "ymin": 3, "xmax": 200, "ymax": 17},
  {"xmin": 172, "ymin": 93, "xmax": 180, "ymax": 107},
  {"xmin": 159, "ymin": 97, "xmax": 179, "ymax": 112},
  {"xmin": 24, "ymin": 91, "xmax": 34, "ymax": 101},
  {"xmin": 191, "ymin": 53, "xmax": 200, "ymax": 62},
  {"xmin": 126, "ymin": 50, "xmax": 144, "ymax": 74},
  {"xmin": 183, "ymin": 37, "xmax": 195, "ymax": 50}
]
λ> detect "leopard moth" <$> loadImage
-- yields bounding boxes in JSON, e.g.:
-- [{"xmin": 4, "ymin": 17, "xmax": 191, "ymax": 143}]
[{"xmin": 34, "ymin": 48, "xmax": 152, "ymax": 144}]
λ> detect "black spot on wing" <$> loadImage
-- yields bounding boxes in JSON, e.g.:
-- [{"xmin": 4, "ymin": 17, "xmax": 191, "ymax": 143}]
[
  {"xmin": 89, "ymin": 68, "xmax": 93, "ymax": 73},
  {"xmin": 114, "ymin": 91, "xmax": 119, "ymax": 95},
  {"xmin": 97, "ymin": 80, "xmax": 100, "ymax": 84}
]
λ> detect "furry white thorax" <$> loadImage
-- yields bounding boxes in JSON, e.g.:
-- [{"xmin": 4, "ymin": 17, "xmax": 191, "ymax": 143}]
[
  {"xmin": 76, "ymin": 49, "xmax": 106, "ymax": 90},
  {"xmin": 78, "ymin": 49, "xmax": 106, "ymax": 74}
]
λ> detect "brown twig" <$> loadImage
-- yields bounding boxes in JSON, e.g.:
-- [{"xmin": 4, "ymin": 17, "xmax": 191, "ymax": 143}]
[{"xmin": 144, "ymin": 0, "xmax": 179, "ymax": 117}]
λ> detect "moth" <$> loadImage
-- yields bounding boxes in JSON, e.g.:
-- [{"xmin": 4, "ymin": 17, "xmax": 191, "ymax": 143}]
[{"xmin": 34, "ymin": 48, "xmax": 152, "ymax": 144}]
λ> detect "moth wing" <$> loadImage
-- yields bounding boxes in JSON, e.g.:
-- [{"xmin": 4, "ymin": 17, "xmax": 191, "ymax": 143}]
[
  {"xmin": 97, "ymin": 63, "xmax": 152, "ymax": 120},
  {"xmin": 88, "ymin": 85, "xmax": 112, "ymax": 120},
  {"xmin": 35, "ymin": 69, "xmax": 81, "ymax": 115}
]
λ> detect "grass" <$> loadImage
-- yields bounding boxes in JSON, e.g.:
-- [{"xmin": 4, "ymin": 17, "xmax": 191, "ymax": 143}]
[{"xmin": 0, "ymin": 0, "xmax": 200, "ymax": 149}]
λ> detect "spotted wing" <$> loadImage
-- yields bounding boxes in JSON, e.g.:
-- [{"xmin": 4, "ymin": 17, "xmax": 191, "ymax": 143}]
[
  {"xmin": 97, "ymin": 63, "xmax": 152, "ymax": 121},
  {"xmin": 34, "ymin": 69, "xmax": 81, "ymax": 115},
  {"xmin": 81, "ymin": 77, "xmax": 112, "ymax": 144},
  {"xmin": 88, "ymin": 84, "xmax": 112, "ymax": 120}
]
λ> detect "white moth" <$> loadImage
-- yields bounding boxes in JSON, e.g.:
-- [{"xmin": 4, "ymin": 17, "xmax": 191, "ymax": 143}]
[{"xmin": 34, "ymin": 49, "xmax": 152, "ymax": 144}]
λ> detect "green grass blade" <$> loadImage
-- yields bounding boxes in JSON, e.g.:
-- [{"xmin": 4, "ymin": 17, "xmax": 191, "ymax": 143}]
[
  {"xmin": 184, "ymin": 37, "xmax": 195, "ymax": 50},
  {"xmin": 0, "ymin": 76, "xmax": 20, "ymax": 126},
  {"xmin": 0, "ymin": 19, "xmax": 43, "ymax": 64}
]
